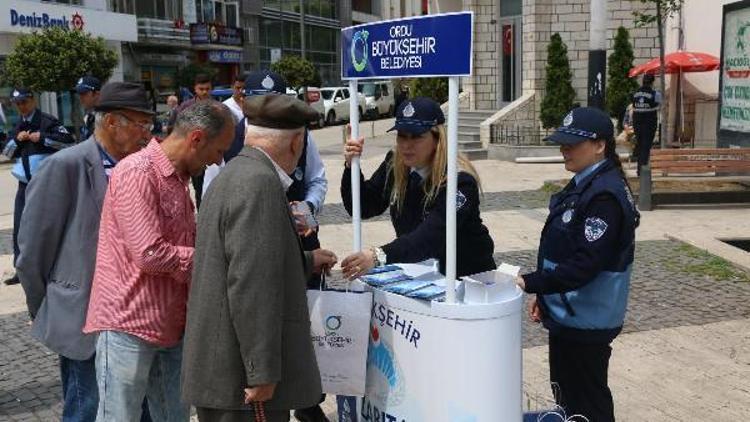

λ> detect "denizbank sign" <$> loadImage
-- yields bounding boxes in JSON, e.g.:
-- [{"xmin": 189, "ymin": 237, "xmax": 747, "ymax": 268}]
[
  {"xmin": 341, "ymin": 12, "xmax": 473, "ymax": 80},
  {"xmin": 1, "ymin": 0, "xmax": 137, "ymax": 42}
]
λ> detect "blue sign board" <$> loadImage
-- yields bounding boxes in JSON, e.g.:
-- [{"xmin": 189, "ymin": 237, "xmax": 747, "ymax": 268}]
[
  {"xmin": 341, "ymin": 12, "xmax": 473, "ymax": 80},
  {"xmin": 208, "ymin": 49, "xmax": 242, "ymax": 63}
]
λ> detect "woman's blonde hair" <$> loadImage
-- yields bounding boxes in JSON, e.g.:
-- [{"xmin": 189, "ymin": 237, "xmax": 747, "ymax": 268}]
[{"xmin": 388, "ymin": 124, "xmax": 481, "ymax": 213}]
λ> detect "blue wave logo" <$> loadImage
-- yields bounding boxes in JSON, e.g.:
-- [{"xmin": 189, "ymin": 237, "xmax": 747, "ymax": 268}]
[{"xmin": 366, "ymin": 325, "xmax": 405, "ymax": 406}]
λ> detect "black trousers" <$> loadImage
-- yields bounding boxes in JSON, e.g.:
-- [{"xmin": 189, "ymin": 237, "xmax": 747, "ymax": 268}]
[
  {"xmin": 549, "ymin": 335, "xmax": 615, "ymax": 422},
  {"xmin": 12, "ymin": 181, "xmax": 27, "ymax": 266},
  {"xmin": 633, "ymin": 114, "xmax": 657, "ymax": 171}
]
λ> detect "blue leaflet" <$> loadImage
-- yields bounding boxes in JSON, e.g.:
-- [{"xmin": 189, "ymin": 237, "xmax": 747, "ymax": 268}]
[
  {"xmin": 381, "ymin": 279, "xmax": 434, "ymax": 295},
  {"xmin": 366, "ymin": 264, "xmax": 402, "ymax": 275},
  {"xmin": 405, "ymin": 284, "xmax": 446, "ymax": 300},
  {"xmin": 361, "ymin": 271, "xmax": 412, "ymax": 287}
]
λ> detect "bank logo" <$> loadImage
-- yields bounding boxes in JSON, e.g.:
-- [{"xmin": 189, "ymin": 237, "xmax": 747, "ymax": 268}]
[
  {"xmin": 71, "ymin": 12, "xmax": 84, "ymax": 31},
  {"xmin": 325, "ymin": 315, "xmax": 342, "ymax": 332},
  {"xmin": 351, "ymin": 30, "xmax": 369, "ymax": 72},
  {"xmin": 366, "ymin": 325, "xmax": 405, "ymax": 406}
]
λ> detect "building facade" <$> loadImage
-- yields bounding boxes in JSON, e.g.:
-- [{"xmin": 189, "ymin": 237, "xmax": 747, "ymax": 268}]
[{"xmin": 0, "ymin": 0, "xmax": 137, "ymax": 129}]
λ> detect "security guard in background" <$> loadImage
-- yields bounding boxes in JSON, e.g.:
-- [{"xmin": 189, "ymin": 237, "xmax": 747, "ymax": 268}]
[
  {"xmin": 76, "ymin": 76, "xmax": 102, "ymax": 142},
  {"xmin": 340, "ymin": 97, "xmax": 496, "ymax": 279},
  {"xmin": 516, "ymin": 107, "xmax": 639, "ymax": 422},
  {"xmin": 2, "ymin": 88, "xmax": 75, "ymax": 285},
  {"xmin": 631, "ymin": 73, "xmax": 661, "ymax": 174}
]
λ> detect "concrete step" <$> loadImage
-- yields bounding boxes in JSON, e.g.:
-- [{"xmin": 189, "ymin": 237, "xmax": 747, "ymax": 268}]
[
  {"xmin": 458, "ymin": 140, "xmax": 483, "ymax": 150},
  {"xmin": 461, "ymin": 148, "xmax": 489, "ymax": 160},
  {"xmin": 457, "ymin": 123, "xmax": 481, "ymax": 131},
  {"xmin": 458, "ymin": 134, "xmax": 480, "ymax": 144}
]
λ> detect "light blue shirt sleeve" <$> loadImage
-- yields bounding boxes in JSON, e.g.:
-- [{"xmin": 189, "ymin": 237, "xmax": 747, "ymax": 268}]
[
  {"xmin": 303, "ymin": 132, "xmax": 328, "ymax": 215},
  {"xmin": 654, "ymin": 91, "xmax": 663, "ymax": 106}
]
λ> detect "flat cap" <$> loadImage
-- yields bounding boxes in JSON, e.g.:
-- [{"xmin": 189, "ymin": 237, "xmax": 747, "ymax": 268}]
[
  {"xmin": 243, "ymin": 94, "xmax": 318, "ymax": 129},
  {"xmin": 94, "ymin": 82, "xmax": 155, "ymax": 116}
]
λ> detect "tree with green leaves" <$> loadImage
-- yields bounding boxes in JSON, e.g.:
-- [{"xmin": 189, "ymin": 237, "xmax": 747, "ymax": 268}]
[
  {"xmin": 607, "ymin": 27, "xmax": 639, "ymax": 130},
  {"xmin": 1, "ymin": 27, "xmax": 117, "ymax": 92},
  {"xmin": 632, "ymin": 0, "xmax": 684, "ymax": 147},
  {"xmin": 176, "ymin": 63, "xmax": 218, "ymax": 91},
  {"xmin": 540, "ymin": 33, "xmax": 576, "ymax": 129},
  {"xmin": 409, "ymin": 78, "xmax": 448, "ymax": 104},
  {"xmin": 270, "ymin": 55, "xmax": 319, "ymax": 91}
]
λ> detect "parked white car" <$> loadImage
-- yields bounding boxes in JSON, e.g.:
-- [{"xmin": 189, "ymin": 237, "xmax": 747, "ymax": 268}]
[
  {"xmin": 358, "ymin": 81, "xmax": 395, "ymax": 120},
  {"xmin": 320, "ymin": 87, "xmax": 366, "ymax": 125}
]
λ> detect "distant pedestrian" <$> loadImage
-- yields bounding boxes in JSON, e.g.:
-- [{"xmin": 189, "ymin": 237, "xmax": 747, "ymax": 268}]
[
  {"xmin": 223, "ymin": 74, "xmax": 245, "ymax": 122},
  {"xmin": 83, "ymin": 100, "xmax": 235, "ymax": 421},
  {"xmin": 168, "ymin": 73, "xmax": 214, "ymax": 209},
  {"xmin": 516, "ymin": 107, "xmax": 640, "ymax": 422},
  {"xmin": 631, "ymin": 73, "xmax": 661, "ymax": 174},
  {"xmin": 17, "ymin": 82, "xmax": 154, "ymax": 422},
  {"xmin": 2, "ymin": 88, "xmax": 75, "ymax": 286},
  {"xmin": 75, "ymin": 76, "xmax": 102, "ymax": 142}
]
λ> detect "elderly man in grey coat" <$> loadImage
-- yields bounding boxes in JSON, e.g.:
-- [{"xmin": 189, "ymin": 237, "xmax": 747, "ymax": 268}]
[
  {"xmin": 16, "ymin": 82, "xmax": 155, "ymax": 421},
  {"xmin": 181, "ymin": 94, "xmax": 338, "ymax": 422}
]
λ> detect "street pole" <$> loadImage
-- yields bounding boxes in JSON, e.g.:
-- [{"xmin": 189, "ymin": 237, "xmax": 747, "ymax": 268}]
[
  {"xmin": 299, "ymin": 0, "xmax": 306, "ymax": 59},
  {"xmin": 657, "ymin": 0, "xmax": 667, "ymax": 148},
  {"xmin": 587, "ymin": 0, "xmax": 607, "ymax": 109}
]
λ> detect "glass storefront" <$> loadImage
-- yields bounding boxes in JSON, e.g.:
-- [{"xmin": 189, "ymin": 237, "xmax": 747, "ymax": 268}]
[{"xmin": 258, "ymin": 18, "xmax": 339, "ymax": 87}]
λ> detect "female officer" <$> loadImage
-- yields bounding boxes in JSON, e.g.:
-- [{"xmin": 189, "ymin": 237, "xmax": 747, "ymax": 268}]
[
  {"xmin": 340, "ymin": 97, "xmax": 495, "ymax": 279},
  {"xmin": 515, "ymin": 107, "xmax": 639, "ymax": 422}
]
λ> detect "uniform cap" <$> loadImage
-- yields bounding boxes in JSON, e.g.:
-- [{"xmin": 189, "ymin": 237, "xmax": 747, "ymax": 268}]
[
  {"xmin": 244, "ymin": 71, "xmax": 287, "ymax": 96},
  {"xmin": 10, "ymin": 87, "xmax": 33, "ymax": 102},
  {"xmin": 94, "ymin": 82, "xmax": 155, "ymax": 116},
  {"xmin": 387, "ymin": 97, "xmax": 445, "ymax": 135},
  {"xmin": 76, "ymin": 76, "xmax": 102, "ymax": 94},
  {"xmin": 243, "ymin": 94, "xmax": 318, "ymax": 129},
  {"xmin": 545, "ymin": 107, "xmax": 614, "ymax": 145}
]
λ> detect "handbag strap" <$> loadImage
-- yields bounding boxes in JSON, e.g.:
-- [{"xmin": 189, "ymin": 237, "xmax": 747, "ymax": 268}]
[{"xmin": 253, "ymin": 401, "xmax": 266, "ymax": 422}]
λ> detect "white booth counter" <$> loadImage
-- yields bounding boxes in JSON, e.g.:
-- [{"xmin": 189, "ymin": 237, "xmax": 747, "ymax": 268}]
[{"xmin": 356, "ymin": 265, "xmax": 524, "ymax": 422}]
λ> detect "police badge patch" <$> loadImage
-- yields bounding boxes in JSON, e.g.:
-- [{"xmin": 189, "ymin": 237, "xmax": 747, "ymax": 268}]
[
  {"xmin": 584, "ymin": 217, "xmax": 608, "ymax": 242},
  {"xmin": 456, "ymin": 190, "xmax": 467, "ymax": 210}
]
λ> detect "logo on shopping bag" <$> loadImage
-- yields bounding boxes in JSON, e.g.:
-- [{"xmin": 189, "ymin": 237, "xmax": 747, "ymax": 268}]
[
  {"xmin": 325, "ymin": 315, "xmax": 342, "ymax": 332},
  {"xmin": 312, "ymin": 315, "xmax": 353, "ymax": 349}
]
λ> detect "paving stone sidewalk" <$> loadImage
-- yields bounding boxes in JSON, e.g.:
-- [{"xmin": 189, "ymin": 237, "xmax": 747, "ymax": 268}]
[{"xmin": 2, "ymin": 239, "xmax": 749, "ymax": 420}]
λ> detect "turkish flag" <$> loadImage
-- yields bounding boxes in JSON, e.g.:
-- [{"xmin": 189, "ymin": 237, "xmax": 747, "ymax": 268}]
[{"xmin": 503, "ymin": 25, "xmax": 513, "ymax": 56}]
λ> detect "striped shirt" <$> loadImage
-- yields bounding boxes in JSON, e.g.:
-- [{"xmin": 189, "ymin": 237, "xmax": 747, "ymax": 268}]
[{"xmin": 84, "ymin": 139, "xmax": 195, "ymax": 347}]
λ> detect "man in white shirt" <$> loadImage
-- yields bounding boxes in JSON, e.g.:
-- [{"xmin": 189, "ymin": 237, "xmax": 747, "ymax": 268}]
[{"xmin": 222, "ymin": 75, "xmax": 245, "ymax": 123}]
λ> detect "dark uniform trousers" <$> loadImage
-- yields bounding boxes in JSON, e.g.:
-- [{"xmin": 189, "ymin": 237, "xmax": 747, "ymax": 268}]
[
  {"xmin": 549, "ymin": 335, "xmax": 615, "ymax": 422},
  {"xmin": 196, "ymin": 407, "xmax": 290, "ymax": 422}
]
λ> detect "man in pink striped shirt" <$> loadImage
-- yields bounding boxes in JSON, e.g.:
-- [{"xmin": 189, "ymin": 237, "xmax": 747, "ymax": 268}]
[{"xmin": 84, "ymin": 100, "xmax": 235, "ymax": 421}]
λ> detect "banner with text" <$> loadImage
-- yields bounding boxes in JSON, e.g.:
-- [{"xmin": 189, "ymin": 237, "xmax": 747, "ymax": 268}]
[
  {"xmin": 721, "ymin": 5, "xmax": 750, "ymax": 133},
  {"xmin": 341, "ymin": 12, "xmax": 473, "ymax": 80}
]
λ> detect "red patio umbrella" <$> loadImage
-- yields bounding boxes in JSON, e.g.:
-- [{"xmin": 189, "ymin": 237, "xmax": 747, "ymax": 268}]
[{"xmin": 628, "ymin": 51, "xmax": 719, "ymax": 77}]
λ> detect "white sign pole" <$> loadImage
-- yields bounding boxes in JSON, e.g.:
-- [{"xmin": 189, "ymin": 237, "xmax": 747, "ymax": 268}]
[
  {"xmin": 349, "ymin": 80, "xmax": 362, "ymax": 252},
  {"xmin": 445, "ymin": 76, "xmax": 459, "ymax": 303}
]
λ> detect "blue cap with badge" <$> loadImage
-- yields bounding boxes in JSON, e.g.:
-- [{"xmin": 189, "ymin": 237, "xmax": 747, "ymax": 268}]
[
  {"xmin": 10, "ymin": 87, "xmax": 33, "ymax": 103},
  {"xmin": 76, "ymin": 76, "xmax": 102, "ymax": 94},
  {"xmin": 244, "ymin": 71, "xmax": 287, "ymax": 96},
  {"xmin": 545, "ymin": 107, "xmax": 614, "ymax": 145},
  {"xmin": 387, "ymin": 96, "xmax": 445, "ymax": 135}
]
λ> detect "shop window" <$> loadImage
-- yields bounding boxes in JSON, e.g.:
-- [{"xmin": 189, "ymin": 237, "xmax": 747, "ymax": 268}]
[
  {"xmin": 501, "ymin": 0, "xmax": 522, "ymax": 17},
  {"xmin": 135, "ymin": 0, "xmax": 181, "ymax": 19}
]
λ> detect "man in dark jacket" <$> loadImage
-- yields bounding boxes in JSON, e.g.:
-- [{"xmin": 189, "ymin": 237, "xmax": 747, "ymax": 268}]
[{"xmin": 2, "ymin": 88, "xmax": 74, "ymax": 285}]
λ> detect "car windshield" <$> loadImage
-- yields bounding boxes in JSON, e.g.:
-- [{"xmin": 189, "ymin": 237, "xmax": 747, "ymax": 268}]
[
  {"xmin": 320, "ymin": 89, "xmax": 334, "ymax": 100},
  {"xmin": 359, "ymin": 84, "xmax": 377, "ymax": 96}
]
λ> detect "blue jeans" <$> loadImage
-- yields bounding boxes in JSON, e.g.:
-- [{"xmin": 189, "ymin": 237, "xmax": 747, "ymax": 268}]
[
  {"xmin": 60, "ymin": 355, "xmax": 98, "ymax": 422},
  {"xmin": 95, "ymin": 331, "xmax": 189, "ymax": 422}
]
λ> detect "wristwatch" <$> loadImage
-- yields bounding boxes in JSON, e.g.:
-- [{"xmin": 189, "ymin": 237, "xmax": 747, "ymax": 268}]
[{"xmin": 371, "ymin": 247, "xmax": 387, "ymax": 267}]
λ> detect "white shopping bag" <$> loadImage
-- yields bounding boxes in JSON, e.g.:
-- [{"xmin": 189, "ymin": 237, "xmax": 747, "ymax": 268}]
[{"xmin": 308, "ymin": 288, "xmax": 373, "ymax": 396}]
